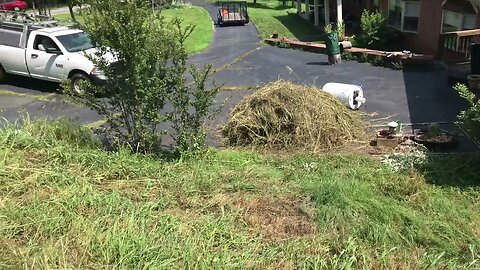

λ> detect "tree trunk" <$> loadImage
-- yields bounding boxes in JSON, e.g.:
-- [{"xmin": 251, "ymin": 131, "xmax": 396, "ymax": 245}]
[{"xmin": 68, "ymin": 3, "xmax": 77, "ymax": 22}]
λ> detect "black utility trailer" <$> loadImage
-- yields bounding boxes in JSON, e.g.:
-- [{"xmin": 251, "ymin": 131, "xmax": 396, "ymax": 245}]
[{"xmin": 217, "ymin": 1, "xmax": 249, "ymax": 26}]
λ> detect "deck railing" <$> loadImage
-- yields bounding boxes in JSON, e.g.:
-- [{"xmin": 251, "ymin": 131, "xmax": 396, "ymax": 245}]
[{"xmin": 438, "ymin": 29, "xmax": 480, "ymax": 64}]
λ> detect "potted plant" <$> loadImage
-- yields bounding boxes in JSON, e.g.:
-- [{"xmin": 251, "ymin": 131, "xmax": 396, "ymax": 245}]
[{"xmin": 412, "ymin": 124, "xmax": 458, "ymax": 151}]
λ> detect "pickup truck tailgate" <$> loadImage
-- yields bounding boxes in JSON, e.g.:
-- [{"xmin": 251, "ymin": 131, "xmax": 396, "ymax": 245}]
[{"xmin": 0, "ymin": 45, "xmax": 29, "ymax": 76}]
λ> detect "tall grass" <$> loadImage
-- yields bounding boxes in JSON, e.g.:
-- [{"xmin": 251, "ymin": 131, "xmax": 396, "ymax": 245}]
[{"xmin": 1, "ymin": 119, "xmax": 479, "ymax": 269}]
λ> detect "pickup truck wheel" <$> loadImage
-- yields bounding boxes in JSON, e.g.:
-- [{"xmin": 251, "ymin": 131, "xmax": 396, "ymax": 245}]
[
  {"xmin": 0, "ymin": 65, "xmax": 6, "ymax": 82},
  {"xmin": 70, "ymin": 73, "xmax": 91, "ymax": 95}
]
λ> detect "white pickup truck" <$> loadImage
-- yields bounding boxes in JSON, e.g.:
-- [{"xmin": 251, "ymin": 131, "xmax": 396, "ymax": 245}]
[{"xmin": 0, "ymin": 17, "xmax": 106, "ymax": 94}]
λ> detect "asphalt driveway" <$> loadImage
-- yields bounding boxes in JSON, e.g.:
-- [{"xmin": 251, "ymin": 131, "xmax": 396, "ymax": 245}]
[{"xmin": 0, "ymin": 0, "xmax": 475, "ymax": 150}]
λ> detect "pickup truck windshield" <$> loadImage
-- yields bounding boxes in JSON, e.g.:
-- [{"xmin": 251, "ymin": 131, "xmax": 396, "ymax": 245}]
[{"xmin": 56, "ymin": 32, "xmax": 94, "ymax": 52}]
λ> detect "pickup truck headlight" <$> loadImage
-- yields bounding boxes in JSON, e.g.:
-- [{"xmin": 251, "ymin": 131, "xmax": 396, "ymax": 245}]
[{"xmin": 90, "ymin": 67, "xmax": 107, "ymax": 80}]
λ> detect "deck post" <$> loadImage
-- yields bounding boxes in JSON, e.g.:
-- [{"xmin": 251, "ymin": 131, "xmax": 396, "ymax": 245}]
[
  {"xmin": 306, "ymin": 0, "xmax": 310, "ymax": 14},
  {"xmin": 324, "ymin": 0, "xmax": 329, "ymax": 25},
  {"xmin": 314, "ymin": 0, "xmax": 319, "ymax": 26},
  {"xmin": 297, "ymin": 0, "xmax": 301, "ymax": 14},
  {"xmin": 337, "ymin": 0, "xmax": 343, "ymax": 24}
]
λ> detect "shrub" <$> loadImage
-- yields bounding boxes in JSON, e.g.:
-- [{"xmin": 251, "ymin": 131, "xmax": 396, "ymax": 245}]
[
  {"xmin": 67, "ymin": 0, "xmax": 220, "ymax": 156},
  {"xmin": 391, "ymin": 60, "xmax": 404, "ymax": 70},
  {"xmin": 454, "ymin": 83, "xmax": 480, "ymax": 140},
  {"xmin": 357, "ymin": 10, "xmax": 394, "ymax": 50},
  {"xmin": 358, "ymin": 53, "xmax": 369, "ymax": 63},
  {"xmin": 341, "ymin": 51, "xmax": 356, "ymax": 61},
  {"xmin": 371, "ymin": 55, "xmax": 384, "ymax": 66},
  {"xmin": 336, "ymin": 21, "xmax": 346, "ymax": 41}
]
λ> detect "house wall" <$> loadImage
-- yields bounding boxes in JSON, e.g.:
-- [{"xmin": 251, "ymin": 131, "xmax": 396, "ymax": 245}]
[
  {"xmin": 383, "ymin": 0, "xmax": 478, "ymax": 55},
  {"xmin": 338, "ymin": 0, "xmax": 480, "ymax": 55},
  {"xmin": 402, "ymin": 0, "xmax": 444, "ymax": 55}
]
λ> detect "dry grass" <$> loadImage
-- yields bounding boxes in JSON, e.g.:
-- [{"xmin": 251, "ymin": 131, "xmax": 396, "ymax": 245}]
[
  {"xmin": 222, "ymin": 80, "xmax": 368, "ymax": 152},
  {"xmin": 234, "ymin": 196, "xmax": 317, "ymax": 240}
]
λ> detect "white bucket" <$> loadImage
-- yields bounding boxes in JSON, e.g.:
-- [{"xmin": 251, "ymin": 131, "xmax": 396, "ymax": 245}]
[{"xmin": 322, "ymin": 82, "xmax": 366, "ymax": 110}]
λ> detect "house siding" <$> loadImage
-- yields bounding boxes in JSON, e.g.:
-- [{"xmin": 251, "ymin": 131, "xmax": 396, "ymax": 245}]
[
  {"xmin": 381, "ymin": 0, "xmax": 480, "ymax": 55},
  {"xmin": 403, "ymin": 0, "xmax": 444, "ymax": 55}
]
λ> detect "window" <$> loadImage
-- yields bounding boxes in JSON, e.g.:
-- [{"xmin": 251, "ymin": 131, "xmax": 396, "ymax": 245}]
[
  {"xmin": 33, "ymin": 35, "xmax": 60, "ymax": 52},
  {"xmin": 388, "ymin": 0, "xmax": 420, "ymax": 32},
  {"xmin": 442, "ymin": 10, "xmax": 477, "ymax": 33},
  {"xmin": 56, "ymin": 32, "xmax": 94, "ymax": 52}
]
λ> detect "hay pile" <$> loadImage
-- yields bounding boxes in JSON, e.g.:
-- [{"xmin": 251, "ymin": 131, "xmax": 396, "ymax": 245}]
[{"xmin": 222, "ymin": 80, "xmax": 368, "ymax": 151}]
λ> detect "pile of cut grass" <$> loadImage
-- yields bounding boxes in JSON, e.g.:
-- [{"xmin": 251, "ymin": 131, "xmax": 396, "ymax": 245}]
[
  {"xmin": 222, "ymin": 80, "xmax": 368, "ymax": 151},
  {"xmin": 1, "ymin": 118, "xmax": 479, "ymax": 269}
]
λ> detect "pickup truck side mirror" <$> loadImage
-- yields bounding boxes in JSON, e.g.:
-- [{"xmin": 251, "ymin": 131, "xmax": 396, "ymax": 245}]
[{"xmin": 45, "ymin": 47, "xmax": 62, "ymax": 55}]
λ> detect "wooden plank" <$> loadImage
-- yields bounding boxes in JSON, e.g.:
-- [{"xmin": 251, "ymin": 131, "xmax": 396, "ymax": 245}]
[
  {"xmin": 441, "ymin": 29, "xmax": 480, "ymax": 37},
  {"xmin": 264, "ymin": 38, "xmax": 434, "ymax": 61}
]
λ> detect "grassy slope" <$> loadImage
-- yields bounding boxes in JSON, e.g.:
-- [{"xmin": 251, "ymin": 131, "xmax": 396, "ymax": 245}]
[
  {"xmin": 162, "ymin": 7, "xmax": 214, "ymax": 53},
  {"xmin": 54, "ymin": 7, "xmax": 213, "ymax": 54},
  {"xmin": 1, "ymin": 119, "xmax": 480, "ymax": 268},
  {"xmin": 247, "ymin": 0, "xmax": 323, "ymax": 41}
]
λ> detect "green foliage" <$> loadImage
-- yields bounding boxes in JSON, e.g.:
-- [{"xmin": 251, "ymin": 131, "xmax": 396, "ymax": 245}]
[
  {"xmin": 1, "ymin": 117, "xmax": 99, "ymax": 150},
  {"xmin": 65, "ymin": 0, "xmax": 219, "ymax": 156},
  {"xmin": 358, "ymin": 52, "xmax": 369, "ymax": 63},
  {"xmin": 323, "ymin": 23, "xmax": 333, "ymax": 35},
  {"xmin": 341, "ymin": 51, "xmax": 356, "ymax": 61},
  {"xmin": 357, "ymin": 10, "xmax": 395, "ymax": 50},
  {"xmin": 427, "ymin": 123, "xmax": 443, "ymax": 138},
  {"xmin": 454, "ymin": 83, "xmax": 480, "ymax": 140},
  {"xmin": 248, "ymin": 0, "xmax": 323, "ymax": 42},
  {"xmin": 56, "ymin": 7, "xmax": 214, "ymax": 54},
  {"xmin": 275, "ymin": 40, "xmax": 291, "ymax": 48},
  {"xmin": 381, "ymin": 147, "xmax": 428, "ymax": 173},
  {"xmin": 371, "ymin": 55, "xmax": 384, "ymax": 66},
  {"xmin": 391, "ymin": 60, "xmax": 404, "ymax": 70},
  {"xmin": 336, "ymin": 21, "xmax": 345, "ymax": 41}
]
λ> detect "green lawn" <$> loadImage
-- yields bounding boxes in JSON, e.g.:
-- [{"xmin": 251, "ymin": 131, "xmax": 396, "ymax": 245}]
[
  {"xmin": 1, "ymin": 118, "xmax": 479, "ymax": 268},
  {"xmin": 246, "ymin": 0, "xmax": 323, "ymax": 41},
  {"xmin": 54, "ymin": 7, "xmax": 214, "ymax": 54},
  {"xmin": 162, "ymin": 7, "xmax": 214, "ymax": 53}
]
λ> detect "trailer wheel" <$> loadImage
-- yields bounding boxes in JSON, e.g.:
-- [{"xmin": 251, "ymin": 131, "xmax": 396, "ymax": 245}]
[
  {"xmin": 0, "ymin": 64, "xmax": 6, "ymax": 82},
  {"xmin": 70, "ymin": 72, "xmax": 91, "ymax": 95}
]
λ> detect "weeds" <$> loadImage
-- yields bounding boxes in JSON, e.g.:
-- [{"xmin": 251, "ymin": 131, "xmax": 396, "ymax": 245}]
[{"xmin": 0, "ymin": 119, "xmax": 479, "ymax": 268}]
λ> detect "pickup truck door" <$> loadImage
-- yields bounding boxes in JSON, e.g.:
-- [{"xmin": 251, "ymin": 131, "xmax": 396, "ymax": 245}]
[{"xmin": 25, "ymin": 33, "xmax": 69, "ymax": 82}]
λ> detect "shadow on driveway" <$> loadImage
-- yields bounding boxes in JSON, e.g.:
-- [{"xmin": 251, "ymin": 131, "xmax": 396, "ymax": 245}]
[{"xmin": 1, "ymin": 75, "xmax": 60, "ymax": 94}]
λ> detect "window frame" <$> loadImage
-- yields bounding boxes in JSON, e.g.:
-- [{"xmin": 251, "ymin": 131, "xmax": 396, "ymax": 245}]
[
  {"xmin": 33, "ymin": 35, "xmax": 61, "ymax": 52},
  {"xmin": 388, "ymin": 0, "xmax": 420, "ymax": 34},
  {"xmin": 441, "ymin": 9, "xmax": 477, "ymax": 34}
]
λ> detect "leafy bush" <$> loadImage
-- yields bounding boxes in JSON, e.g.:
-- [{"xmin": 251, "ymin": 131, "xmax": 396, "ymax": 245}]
[
  {"xmin": 371, "ymin": 55, "xmax": 384, "ymax": 66},
  {"xmin": 276, "ymin": 40, "xmax": 291, "ymax": 48},
  {"xmin": 323, "ymin": 23, "xmax": 333, "ymax": 34},
  {"xmin": 391, "ymin": 60, "xmax": 404, "ymax": 70},
  {"xmin": 358, "ymin": 53, "xmax": 369, "ymax": 63},
  {"xmin": 336, "ymin": 21, "xmax": 346, "ymax": 41},
  {"xmin": 454, "ymin": 83, "xmax": 480, "ymax": 140},
  {"xmin": 357, "ymin": 10, "xmax": 395, "ymax": 50},
  {"xmin": 341, "ymin": 51, "xmax": 356, "ymax": 61},
  {"xmin": 67, "ymin": 0, "xmax": 220, "ymax": 156},
  {"xmin": 380, "ymin": 147, "xmax": 428, "ymax": 173}
]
